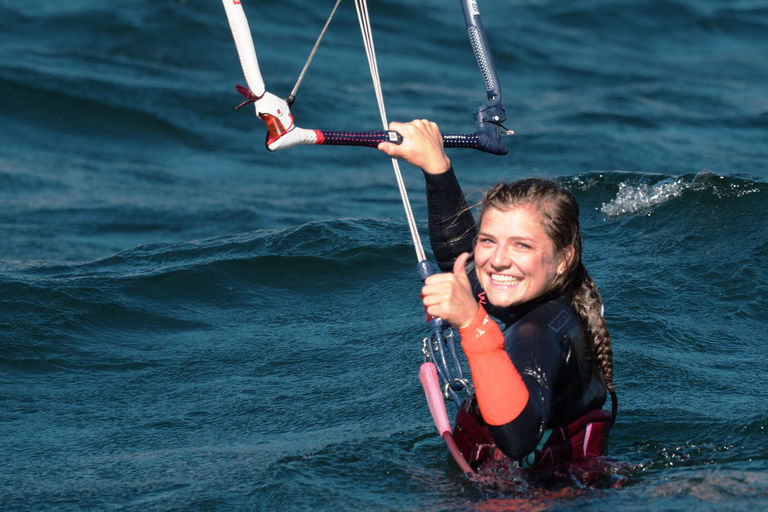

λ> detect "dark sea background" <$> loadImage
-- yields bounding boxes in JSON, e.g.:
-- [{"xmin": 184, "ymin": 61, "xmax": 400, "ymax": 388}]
[{"xmin": 1, "ymin": 0, "xmax": 767, "ymax": 510}]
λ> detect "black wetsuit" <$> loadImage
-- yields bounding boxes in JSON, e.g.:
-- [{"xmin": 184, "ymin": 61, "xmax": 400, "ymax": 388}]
[{"xmin": 424, "ymin": 168, "xmax": 607, "ymax": 460}]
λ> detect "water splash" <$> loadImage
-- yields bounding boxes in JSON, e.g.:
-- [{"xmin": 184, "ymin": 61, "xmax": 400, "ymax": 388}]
[
  {"xmin": 600, "ymin": 177, "xmax": 688, "ymax": 217},
  {"xmin": 598, "ymin": 172, "xmax": 763, "ymax": 218}
]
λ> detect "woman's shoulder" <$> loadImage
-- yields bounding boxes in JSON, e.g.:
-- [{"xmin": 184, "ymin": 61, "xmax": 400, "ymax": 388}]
[
  {"xmin": 502, "ymin": 293, "xmax": 578, "ymax": 348},
  {"xmin": 511, "ymin": 293, "xmax": 576, "ymax": 331}
]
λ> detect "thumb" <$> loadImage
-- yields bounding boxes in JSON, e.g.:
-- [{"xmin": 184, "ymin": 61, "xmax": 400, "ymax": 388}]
[
  {"xmin": 378, "ymin": 121, "xmax": 407, "ymax": 156},
  {"xmin": 453, "ymin": 252, "xmax": 471, "ymax": 286},
  {"xmin": 377, "ymin": 141, "xmax": 397, "ymax": 156}
]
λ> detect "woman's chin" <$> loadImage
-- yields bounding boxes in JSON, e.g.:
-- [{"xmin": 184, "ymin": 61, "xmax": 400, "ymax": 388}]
[{"xmin": 485, "ymin": 290, "xmax": 523, "ymax": 309}]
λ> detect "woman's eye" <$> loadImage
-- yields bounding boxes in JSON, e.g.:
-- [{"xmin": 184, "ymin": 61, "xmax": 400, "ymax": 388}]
[{"xmin": 516, "ymin": 242, "xmax": 532, "ymax": 249}]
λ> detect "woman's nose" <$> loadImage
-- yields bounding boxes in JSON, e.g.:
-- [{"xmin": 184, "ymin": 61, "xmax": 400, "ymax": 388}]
[{"xmin": 490, "ymin": 244, "xmax": 511, "ymax": 268}]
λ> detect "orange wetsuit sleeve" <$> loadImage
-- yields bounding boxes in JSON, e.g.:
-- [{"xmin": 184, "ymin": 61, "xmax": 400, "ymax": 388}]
[{"xmin": 459, "ymin": 305, "xmax": 529, "ymax": 426}]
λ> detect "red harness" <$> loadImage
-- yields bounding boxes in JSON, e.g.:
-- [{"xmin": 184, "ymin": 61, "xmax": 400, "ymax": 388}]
[{"xmin": 452, "ymin": 401, "xmax": 612, "ymax": 471}]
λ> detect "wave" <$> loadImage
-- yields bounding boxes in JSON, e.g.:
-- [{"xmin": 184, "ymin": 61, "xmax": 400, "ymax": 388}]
[
  {"xmin": 3, "ymin": 218, "xmax": 416, "ymax": 305},
  {"xmin": 0, "ymin": 218, "xmax": 418, "ymax": 375},
  {"xmin": 541, "ymin": 0, "xmax": 768, "ymax": 39},
  {"xmin": 0, "ymin": 1, "xmax": 239, "ymax": 153},
  {"xmin": 562, "ymin": 171, "xmax": 765, "ymax": 218},
  {"xmin": 601, "ymin": 177, "xmax": 688, "ymax": 217},
  {"xmin": 0, "ymin": 73, "xmax": 213, "ymax": 151},
  {"xmin": 61, "ymin": 217, "xmax": 412, "ymax": 275}
]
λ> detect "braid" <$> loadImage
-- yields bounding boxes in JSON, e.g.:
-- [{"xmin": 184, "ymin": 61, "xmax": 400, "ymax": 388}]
[{"xmin": 571, "ymin": 264, "xmax": 618, "ymax": 424}]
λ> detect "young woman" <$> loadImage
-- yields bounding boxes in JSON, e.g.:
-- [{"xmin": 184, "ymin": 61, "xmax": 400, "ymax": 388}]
[{"xmin": 379, "ymin": 120, "xmax": 617, "ymax": 473}]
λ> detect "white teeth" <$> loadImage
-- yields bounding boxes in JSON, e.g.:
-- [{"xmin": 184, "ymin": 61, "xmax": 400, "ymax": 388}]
[{"xmin": 491, "ymin": 274, "xmax": 520, "ymax": 284}]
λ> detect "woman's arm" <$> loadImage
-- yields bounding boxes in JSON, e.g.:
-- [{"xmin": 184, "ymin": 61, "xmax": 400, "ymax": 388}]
[
  {"xmin": 459, "ymin": 304, "xmax": 530, "ymax": 426},
  {"xmin": 378, "ymin": 120, "xmax": 476, "ymax": 270},
  {"xmin": 424, "ymin": 169, "xmax": 477, "ymax": 271}
]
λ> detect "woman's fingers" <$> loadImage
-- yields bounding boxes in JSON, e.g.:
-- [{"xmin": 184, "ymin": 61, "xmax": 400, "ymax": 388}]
[
  {"xmin": 376, "ymin": 119, "xmax": 451, "ymax": 174},
  {"xmin": 421, "ymin": 254, "xmax": 478, "ymax": 328}
]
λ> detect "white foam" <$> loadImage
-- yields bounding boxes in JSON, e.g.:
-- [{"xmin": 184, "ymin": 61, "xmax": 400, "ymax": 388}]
[{"xmin": 601, "ymin": 178, "xmax": 688, "ymax": 217}]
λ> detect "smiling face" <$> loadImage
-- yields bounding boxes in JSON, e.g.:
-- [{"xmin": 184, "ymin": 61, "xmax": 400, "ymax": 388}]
[{"xmin": 474, "ymin": 204, "xmax": 570, "ymax": 308}]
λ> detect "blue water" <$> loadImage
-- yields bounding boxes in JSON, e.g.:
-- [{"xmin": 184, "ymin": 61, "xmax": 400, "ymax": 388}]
[{"xmin": 1, "ymin": 0, "xmax": 767, "ymax": 510}]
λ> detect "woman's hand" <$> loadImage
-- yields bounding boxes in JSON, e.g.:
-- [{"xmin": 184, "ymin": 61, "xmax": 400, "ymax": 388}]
[
  {"xmin": 377, "ymin": 119, "xmax": 451, "ymax": 174},
  {"xmin": 421, "ymin": 252, "xmax": 478, "ymax": 329}
]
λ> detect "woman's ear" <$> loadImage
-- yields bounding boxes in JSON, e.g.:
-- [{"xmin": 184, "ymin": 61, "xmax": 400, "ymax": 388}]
[{"xmin": 557, "ymin": 245, "xmax": 575, "ymax": 275}]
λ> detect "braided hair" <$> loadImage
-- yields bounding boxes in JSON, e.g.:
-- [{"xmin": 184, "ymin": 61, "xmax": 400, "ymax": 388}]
[{"xmin": 479, "ymin": 179, "xmax": 618, "ymax": 423}]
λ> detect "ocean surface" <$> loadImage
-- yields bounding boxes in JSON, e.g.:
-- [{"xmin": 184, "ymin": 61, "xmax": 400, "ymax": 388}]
[{"xmin": 1, "ymin": 0, "xmax": 767, "ymax": 510}]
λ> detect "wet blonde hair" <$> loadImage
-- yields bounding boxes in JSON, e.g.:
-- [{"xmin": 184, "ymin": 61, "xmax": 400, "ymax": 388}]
[{"xmin": 480, "ymin": 179, "xmax": 617, "ymax": 422}]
